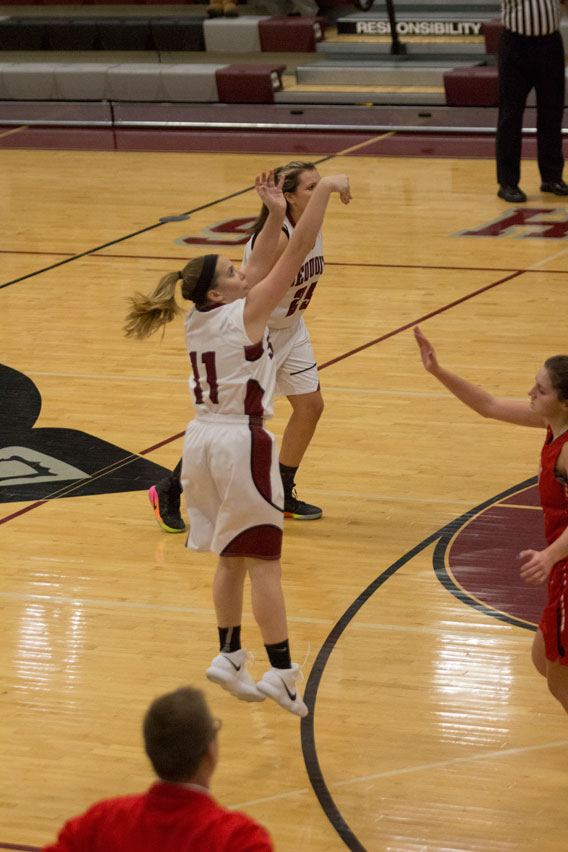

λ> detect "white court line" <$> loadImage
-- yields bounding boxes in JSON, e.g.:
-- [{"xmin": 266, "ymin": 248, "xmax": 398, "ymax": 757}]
[
  {"xmin": 301, "ymin": 489, "xmax": 493, "ymax": 506},
  {"xmin": 28, "ymin": 371, "xmax": 188, "ymax": 383},
  {"xmin": 230, "ymin": 739, "xmax": 568, "ymax": 810},
  {"xmin": 24, "ymin": 370, "xmax": 459, "ymax": 394},
  {"xmin": 20, "ymin": 371, "xmax": 533, "ymax": 404},
  {"xmin": 0, "ymin": 592, "xmax": 531, "ymax": 640},
  {"xmin": 526, "ymin": 246, "xmax": 568, "ymax": 270}
]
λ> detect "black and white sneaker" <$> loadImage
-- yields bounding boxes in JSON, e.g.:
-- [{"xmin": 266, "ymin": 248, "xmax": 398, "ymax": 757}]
[
  {"xmin": 283, "ymin": 486, "xmax": 322, "ymax": 520},
  {"xmin": 206, "ymin": 649, "xmax": 265, "ymax": 702},
  {"xmin": 257, "ymin": 663, "xmax": 308, "ymax": 717}
]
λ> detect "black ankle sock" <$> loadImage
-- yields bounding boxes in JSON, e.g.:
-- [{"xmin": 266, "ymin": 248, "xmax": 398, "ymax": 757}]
[
  {"xmin": 279, "ymin": 463, "xmax": 298, "ymax": 497},
  {"xmin": 218, "ymin": 626, "xmax": 241, "ymax": 654},
  {"xmin": 265, "ymin": 639, "xmax": 292, "ymax": 670},
  {"xmin": 169, "ymin": 457, "xmax": 183, "ymax": 496}
]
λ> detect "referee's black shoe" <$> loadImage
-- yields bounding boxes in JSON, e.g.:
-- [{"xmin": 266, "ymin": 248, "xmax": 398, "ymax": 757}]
[
  {"xmin": 540, "ymin": 179, "xmax": 568, "ymax": 196},
  {"xmin": 498, "ymin": 185, "xmax": 527, "ymax": 203}
]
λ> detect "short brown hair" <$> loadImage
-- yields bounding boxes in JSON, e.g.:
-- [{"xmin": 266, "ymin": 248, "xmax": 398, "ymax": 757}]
[
  {"xmin": 545, "ymin": 355, "xmax": 568, "ymax": 403},
  {"xmin": 143, "ymin": 687, "xmax": 217, "ymax": 782}
]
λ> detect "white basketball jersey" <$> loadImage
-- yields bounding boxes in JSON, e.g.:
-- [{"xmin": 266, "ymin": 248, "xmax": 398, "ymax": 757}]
[
  {"xmin": 243, "ymin": 214, "xmax": 324, "ymax": 330},
  {"xmin": 184, "ymin": 299, "xmax": 276, "ymax": 419}
]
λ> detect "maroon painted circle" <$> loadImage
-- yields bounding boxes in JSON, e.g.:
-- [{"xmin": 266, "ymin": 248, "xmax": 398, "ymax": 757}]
[{"xmin": 447, "ymin": 484, "xmax": 547, "ymax": 625}]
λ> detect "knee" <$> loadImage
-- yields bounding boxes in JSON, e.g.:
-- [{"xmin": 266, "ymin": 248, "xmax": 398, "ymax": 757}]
[
  {"xmin": 532, "ymin": 646, "xmax": 547, "ymax": 677},
  {"xmin": 546, "ymin": 677, "xmax": 568, "ymax": 713},
  {"xmin": 305, "ymin": 393, "xmax": 324, "ymax": 423}
]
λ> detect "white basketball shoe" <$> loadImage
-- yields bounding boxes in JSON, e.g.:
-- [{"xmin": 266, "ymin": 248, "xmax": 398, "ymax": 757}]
[
  {"xmin": 257, "ymin": 663, "xmax": 308, "ymax": 717},
  {"xmin": 206, "ymin": 649, "xmax": 265, "ymax": 702}
]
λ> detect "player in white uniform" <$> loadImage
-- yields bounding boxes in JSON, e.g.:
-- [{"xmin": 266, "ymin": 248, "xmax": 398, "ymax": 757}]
[
  {"xmin": 125, "ymin": 172, "xmax": 351, "ymax": 717},
  {"xmin": 148, "ymin": 162, "xmax": 329, "ymax": 533},
  {"xmin": 242, "ymin": 161, "xmax": 326, "ymax": 521}
]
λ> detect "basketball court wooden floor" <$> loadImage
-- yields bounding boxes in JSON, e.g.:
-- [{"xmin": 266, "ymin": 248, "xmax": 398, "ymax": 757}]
[{"xmin": 2, "ymin": 133, "xmax": 568, "ymax": 852}]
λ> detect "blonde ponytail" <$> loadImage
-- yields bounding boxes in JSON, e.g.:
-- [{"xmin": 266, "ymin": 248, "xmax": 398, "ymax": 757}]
[{"xmin": 124, "ymin": 271, "xmax": 182, "ymax": 339}]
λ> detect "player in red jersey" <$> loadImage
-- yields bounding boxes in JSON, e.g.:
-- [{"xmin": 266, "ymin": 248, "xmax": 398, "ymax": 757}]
[
  {"xmin": 125, "ymin": 173, "xmax": 351, "ymax": 717},
  {"xmin": 415, "ymin": 326, "xmax": 568, "ymax": 715}
]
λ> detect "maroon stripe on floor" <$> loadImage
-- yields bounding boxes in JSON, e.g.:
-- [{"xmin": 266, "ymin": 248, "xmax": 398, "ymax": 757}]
[{"xmin": 0, "ymin": 125, "xmax": 546, "ymax": 160}]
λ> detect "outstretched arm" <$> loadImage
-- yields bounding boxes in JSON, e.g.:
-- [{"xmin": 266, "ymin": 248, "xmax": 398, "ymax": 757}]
[
  {"xmin": 414, "ymin": 326, "xmax": 544, "ymax": 428},
  {"xmin": 244, "ymin": 175, "xmax": 351, "ymax": 341},
  {"xmin": 243, "ymin": 171, "xmax": 287, "ymax": 286}
]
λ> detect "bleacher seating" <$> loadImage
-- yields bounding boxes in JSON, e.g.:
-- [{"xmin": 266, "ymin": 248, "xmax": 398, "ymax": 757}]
[
  {"xmin": 443, "ymin": 66, "xmax": 499, "ymax": 107},
  {"xmin": 0, "ymin": 7, "xmax": 332, "ymax": 102},
  {"xmin": 482, "ymin": 18, "xmax": 502, "ymax": 55},
  {"xmin": 0, "ymin": 12, "xmax": 323, "ymax": 51},
  {"xmin": 215, "ymin": 61, "xmax": 284, "ymax": 101},
  {"xmin": 258, "ymin": 15, "xmax": 324, "ymax": 51},
  {"xmin": 203, "ymin": 15, "xmax": 268, "ymax": 52},
  {"xmin": 0, "ymin": 59, "xmax": 285, "ymax": 101}
]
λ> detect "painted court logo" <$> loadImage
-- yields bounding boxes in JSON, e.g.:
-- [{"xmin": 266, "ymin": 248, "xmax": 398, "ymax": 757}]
[
  {"xmin": 455, "ymin": 208, "xmax": 568, "ymax": 239},
  {"xmin": 0, "ymin": 364, "xmax": 169, "ymax": 504},
  {"xmin": 176, "ymin": 217, "xmax": 255, "ymax": 247}
]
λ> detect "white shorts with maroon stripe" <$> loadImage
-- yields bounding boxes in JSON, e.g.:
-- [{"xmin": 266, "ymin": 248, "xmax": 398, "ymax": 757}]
[
  {"xmin": 271, "ymin": 317, "xmax": 320, "ymax": 398},
  {"xmin": 181, "ymin": 415, "xmax": 284, "ymax": 560}
]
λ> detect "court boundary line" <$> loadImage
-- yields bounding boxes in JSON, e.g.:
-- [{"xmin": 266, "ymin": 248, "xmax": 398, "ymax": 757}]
[{"xmin": 300, "ymin": 475, "xmax": 542, "ymax": 852}]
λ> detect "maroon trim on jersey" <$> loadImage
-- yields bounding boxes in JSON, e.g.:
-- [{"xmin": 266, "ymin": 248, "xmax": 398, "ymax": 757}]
[
  {"xmin": 244, "ymin": 340, "xmax": 263, "ymax": 362},
  {"xmin": 189, "ymin": 351, "xmax": 203, "ymax": 404},
  {"xmin": 244, "ymin": 379, "xmax": 264, "ymax": 417},
  {"xmin": 221, "ymin": 524, "xmax": 282, "ymax": 560},
  {"xmin": 202, "ymin": 351, "xmax": 218, "ymax": 404},
  {"xmin": 287, "ymin": 212, "xmax": 296, "ymax": 227},
  {"xmin": 249, "ymin": 419, "xmax": 273, "ymax": 504},
  {"xmin": 196, "ymin": 303, "xmax": 224, "ymax": 313}
]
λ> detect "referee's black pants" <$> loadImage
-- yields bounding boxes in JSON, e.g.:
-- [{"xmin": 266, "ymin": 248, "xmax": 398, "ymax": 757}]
[{"xmin": 496, "ymin": 28, "xmax": 565, "ymax": 187}]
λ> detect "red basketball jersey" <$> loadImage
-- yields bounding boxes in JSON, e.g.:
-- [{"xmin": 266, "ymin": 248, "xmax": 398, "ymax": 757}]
[{"xmin": 538, "ymin": 426, "xmax": 568, "ymax": 545}]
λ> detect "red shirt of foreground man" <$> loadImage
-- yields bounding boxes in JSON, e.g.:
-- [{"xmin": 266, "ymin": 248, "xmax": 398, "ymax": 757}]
[
  {"xmin": 41, "ymin": 687, "xmax": 273, "ymax": 852},
  {"xmin": 41, "ymin": 782, "xmax": 273, "ymax": 852}
]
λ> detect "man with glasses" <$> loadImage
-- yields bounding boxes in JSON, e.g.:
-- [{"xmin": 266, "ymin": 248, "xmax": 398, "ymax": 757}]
[{"xmin": 42, "ymin": 687, "xmax": 273, "ymax": 851}]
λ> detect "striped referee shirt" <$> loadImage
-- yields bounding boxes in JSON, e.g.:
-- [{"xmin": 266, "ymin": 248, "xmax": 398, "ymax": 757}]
[{"xmin": 502, "ymin": 0, "xmax": 561, "ymax": 34}]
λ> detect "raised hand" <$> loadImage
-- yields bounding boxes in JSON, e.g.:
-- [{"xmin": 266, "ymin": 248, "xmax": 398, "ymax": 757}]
[
  {"xmin": 254, "ymin": 170, "xmax": 286, "ymax": 213},
  {"xmin": 414, "ymin": 326, "xmax": 439, "ymax": 373},
  {"xmin": 320, "ymin": 174, "xmax": 352, "ymax": 205}
]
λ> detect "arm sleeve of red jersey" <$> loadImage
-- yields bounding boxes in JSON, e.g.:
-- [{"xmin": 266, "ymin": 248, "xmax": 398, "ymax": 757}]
[
  {"xmin": 229, "ymin": 815, "xmax": 274, "ymax": 852},
  {"xmin": 41, "ymin": 804, "xmax": 100, "ymax": 851}
]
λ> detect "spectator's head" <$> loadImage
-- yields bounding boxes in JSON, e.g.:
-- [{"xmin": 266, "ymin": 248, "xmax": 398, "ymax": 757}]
[{"xmin": 143, "ymin": 687, "xmax": 221, "ymax": 784}]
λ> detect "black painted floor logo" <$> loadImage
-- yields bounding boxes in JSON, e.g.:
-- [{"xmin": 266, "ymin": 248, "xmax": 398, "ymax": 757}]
[{"xmin": 0, "ymin": 364, "xmax": 170, "ymax": 503}]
